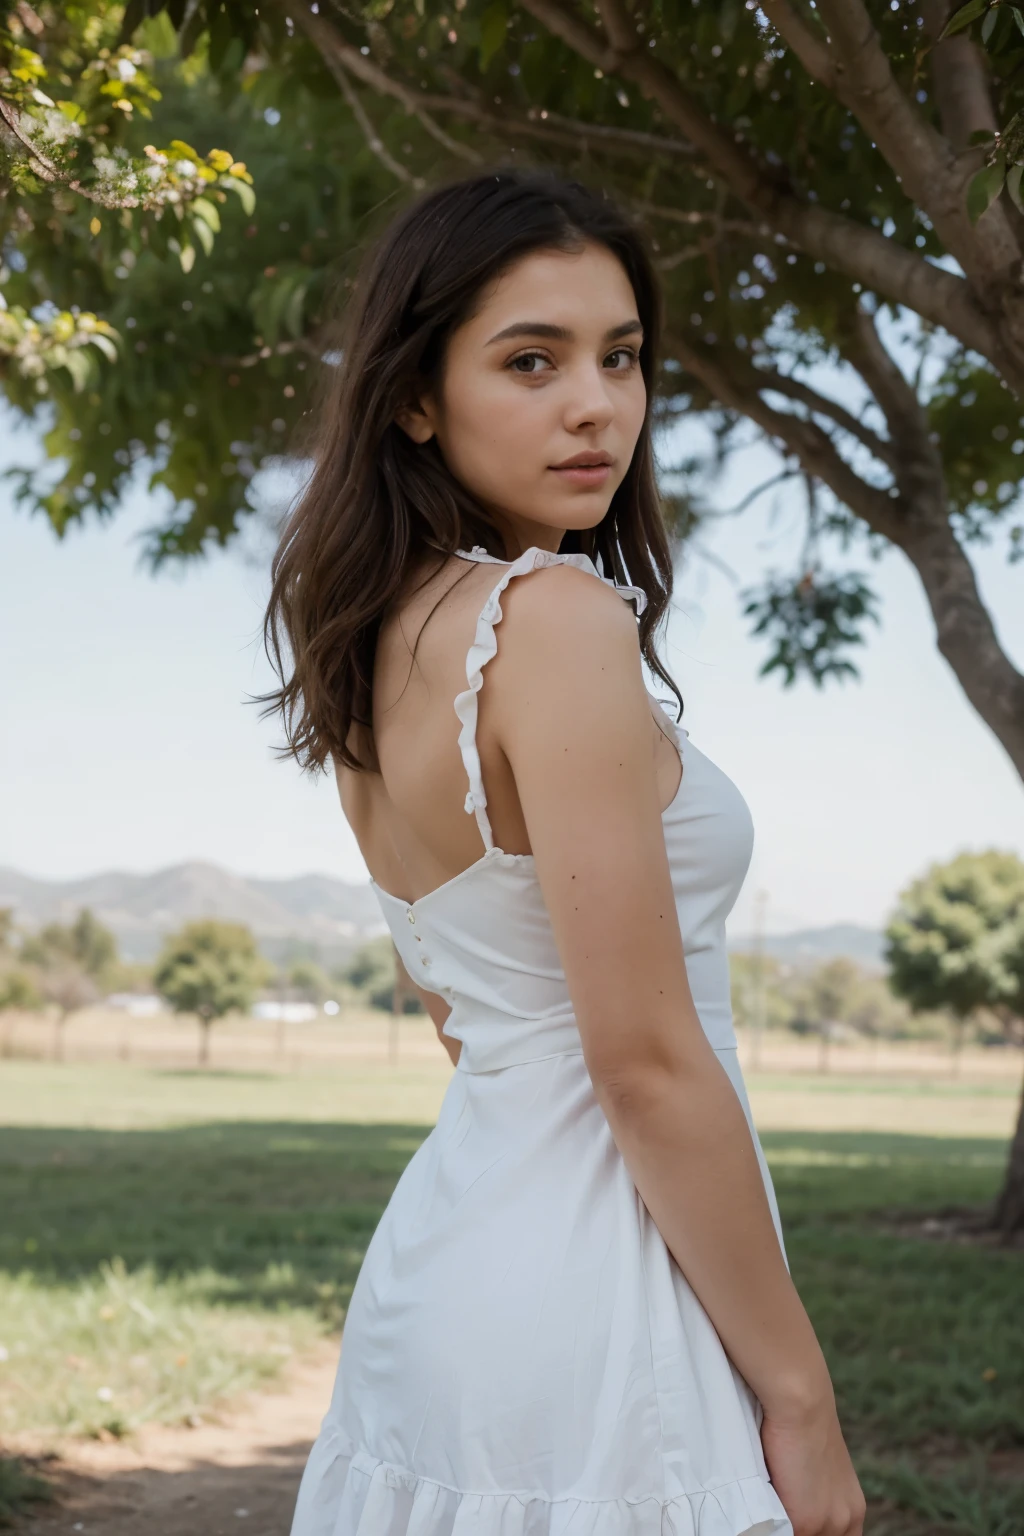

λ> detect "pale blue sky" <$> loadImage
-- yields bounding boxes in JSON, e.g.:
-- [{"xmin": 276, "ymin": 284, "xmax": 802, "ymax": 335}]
[{"xmin": 2, "ymin": 412, "xmax": 1022, "ymax": 934}]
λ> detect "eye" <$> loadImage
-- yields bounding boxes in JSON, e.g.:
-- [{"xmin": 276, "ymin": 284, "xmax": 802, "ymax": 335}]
[
  {"xmin": 507, "ymin": 350, "xmax": 554, "ymax": 375},
  {"xmin": 604, "ymin": 347, "xmax": 639, "ymax": 371}
]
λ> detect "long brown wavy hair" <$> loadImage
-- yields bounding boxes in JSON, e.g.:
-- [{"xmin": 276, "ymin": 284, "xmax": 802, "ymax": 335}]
[{"xmin": 263, "ymin": 167, "xmax": 680, "ymax": 773}]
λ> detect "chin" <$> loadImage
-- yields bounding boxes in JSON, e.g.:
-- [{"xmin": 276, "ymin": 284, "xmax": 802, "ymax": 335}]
[{"xmin": 557, "ymin": 500, "xmax": 615, "ymax": 533}]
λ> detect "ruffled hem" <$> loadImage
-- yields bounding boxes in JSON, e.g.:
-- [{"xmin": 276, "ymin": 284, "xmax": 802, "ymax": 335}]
[
  {"xmin": 291, "ymin": 1424, "xmax": 792, "ymax": 1536},
  {"xmin": 453, "ymin": 545, "xmax": 648, "ymax": 850}
]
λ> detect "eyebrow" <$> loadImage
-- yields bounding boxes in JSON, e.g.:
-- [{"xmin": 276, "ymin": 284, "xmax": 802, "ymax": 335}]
[{"xmin": 485, "ymin": 319, "xmax": 644, "ymax": 345}]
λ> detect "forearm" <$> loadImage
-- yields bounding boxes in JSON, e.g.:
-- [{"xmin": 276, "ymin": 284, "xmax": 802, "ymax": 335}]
[{"xmin": 597, "ymin": 1047, "xmax": 832, "ymax": 1418}]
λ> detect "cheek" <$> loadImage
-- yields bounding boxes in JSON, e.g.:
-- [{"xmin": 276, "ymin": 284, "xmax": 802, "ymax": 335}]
[{"xmin": 445, "ymin": 377, "xmax": 543, "ymax": 475}]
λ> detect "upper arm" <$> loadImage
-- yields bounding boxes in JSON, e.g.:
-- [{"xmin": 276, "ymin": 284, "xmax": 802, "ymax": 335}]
[{"xmin": 487, "ymin": 566, "xmax": 706, "ymax": 1086}]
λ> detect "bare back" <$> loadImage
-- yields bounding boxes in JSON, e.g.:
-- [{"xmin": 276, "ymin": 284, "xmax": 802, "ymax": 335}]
[{"xmin": 335, "ymin": 550, "xmax": 682, "ymax": 908}]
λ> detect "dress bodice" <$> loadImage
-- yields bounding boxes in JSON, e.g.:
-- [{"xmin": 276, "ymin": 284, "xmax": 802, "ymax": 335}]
[{"xmin": 371, "ymin": 545, "xmax": 753, "ymax": 1072}]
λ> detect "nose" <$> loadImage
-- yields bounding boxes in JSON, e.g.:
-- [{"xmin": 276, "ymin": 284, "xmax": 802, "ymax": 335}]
[{"xmin": 563, "ymin": 360, "xmax": 615, "ymax": 434}]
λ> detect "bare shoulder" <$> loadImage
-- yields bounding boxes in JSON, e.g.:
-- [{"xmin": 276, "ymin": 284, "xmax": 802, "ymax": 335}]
[{"xmin": 495, "ymin": 562, "xmax": 640, "ymax": 673}]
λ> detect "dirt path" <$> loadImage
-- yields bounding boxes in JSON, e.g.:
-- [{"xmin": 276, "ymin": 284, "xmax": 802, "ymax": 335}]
[{"xmin": 16, "ymin": 1341, "xmax": 339, "ymax": 1536}]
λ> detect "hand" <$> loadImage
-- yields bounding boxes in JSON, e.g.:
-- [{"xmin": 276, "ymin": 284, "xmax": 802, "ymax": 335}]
[{"xmin": 761, "ymin": 1396, "xmax": 866, "ymax": 1536}]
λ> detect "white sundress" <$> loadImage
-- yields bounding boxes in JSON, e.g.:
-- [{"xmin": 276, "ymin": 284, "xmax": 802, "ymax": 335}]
[{"xmin": 291, "ymin": 545, "xmax": 792, "ymax": 1536}]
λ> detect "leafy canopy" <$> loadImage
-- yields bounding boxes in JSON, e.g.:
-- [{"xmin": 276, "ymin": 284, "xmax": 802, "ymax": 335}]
[
  {"xmin": 885, "ymin": 850, "xmax": 1024, "ymax": 1027},
  {"xmin": 153, "ymin": 918, "xmax": 270, "ymax": 1021},
  {"xmin": 20, "ymin": 906, "xmax": 118, "ymax": 982},
  {"xmin": 1, "ymin": 2, "xmax": 253, "ymax": 387},
  {"xmin": 2, "ymin": 0, "xmax": 1023, "ymax": 687}
]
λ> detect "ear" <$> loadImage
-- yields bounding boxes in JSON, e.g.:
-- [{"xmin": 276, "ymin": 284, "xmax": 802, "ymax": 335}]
[{"xmin": 395, "ymin": 391, "xmax": 438, "ymax": 445}]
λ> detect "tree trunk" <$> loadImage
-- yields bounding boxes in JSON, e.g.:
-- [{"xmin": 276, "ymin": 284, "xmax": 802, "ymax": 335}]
[
  {"xmin": 993, "ymin": 1057, "xmax": 1024, "ymax": 1236},
  {"xmin": 896, "ymin": 516, "xmax": 1024, "ymax": 784},
  {"xmin": 818, "ymin": 1023, "xmax": 832, "ymax": 1075},
  {"xmin": 198, "ymin": 1014, "xmax": 211, "ymax": 1067}
]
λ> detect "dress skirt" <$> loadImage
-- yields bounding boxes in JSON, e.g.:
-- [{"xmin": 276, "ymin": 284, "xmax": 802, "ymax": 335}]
[{"xmin": 290, "ymin": 1047, "xmax": 791, "ymax": 1536}]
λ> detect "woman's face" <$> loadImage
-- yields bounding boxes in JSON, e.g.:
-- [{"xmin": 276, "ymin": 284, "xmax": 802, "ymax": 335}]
[{"xmin": 398, "ymin": 242, "xmax": 648, "ymax": 554}]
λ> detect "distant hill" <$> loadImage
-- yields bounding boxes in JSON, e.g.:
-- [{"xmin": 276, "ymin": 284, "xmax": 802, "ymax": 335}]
[
  {"xmin": 1, "ymin": 862, "xmax": 885, "ymax": 972},
  {"xmin": 0, "ymin": 862, "xmax": 387, "ymax": 964},
  {"xmin": 726, "ymin": 923, "xmax": 885, "ymax": 970}
]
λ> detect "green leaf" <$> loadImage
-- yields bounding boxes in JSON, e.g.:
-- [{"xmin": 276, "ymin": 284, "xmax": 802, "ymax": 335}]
[
  {"xmin": 62, "ymin": 349, "xmax": 92, "ymax": 392},
  {"xmin": 966, "ymin": 158, "xmax": 1006, "ymax": 223},
  {"xmin": 178, "ymin": 241, "xmax": 196, "ymax": 273},
  {"xmin": 1006, "ymin": 164, "xmax": 1024, "ymax": 213},
  {"xmin": 940, "ymin": 0, "xmax": 991, "ymax": 37},
  {"xmin": 981, "ymin": 2, "xmax": 999, "ymax": 42},
  {"xmin": 220, "ymin": 177, "xmax": 255, "ymax": 215},
  {"xmin": 1014, "ymin": 6, "xmax": 1024, "ymax": 36},
  {"xmin": 190, "ymin": 196, "xmax": 221, "ymax": 233},
  {"xmin": 86, "ymin": 334, "xmax": 119, "ymax": 364},
  {"xmin": 191, "ymin": 217, "xmax": 215, "ymax": 256},
  {"xmin": 284, "ymin": 279, "xmax": 309, "ymax": 339},
  {"xmin": 479, "ymin": 1, "xmax": 507, "ymax": 70}
]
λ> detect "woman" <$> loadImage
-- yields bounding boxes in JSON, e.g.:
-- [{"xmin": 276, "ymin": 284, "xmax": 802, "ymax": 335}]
[{"xmin": 266, "ymin": 170, "xmax": 864, "ymax": 1536}]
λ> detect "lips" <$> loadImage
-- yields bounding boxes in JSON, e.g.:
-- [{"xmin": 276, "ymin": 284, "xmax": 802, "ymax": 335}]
[
  {"xmin": 549, "ymin": 453, "xmax": 614, "ymax": 489},
  {"xmin": 550, "ymin": 453, "xmax": 613, "ymax": 470}
]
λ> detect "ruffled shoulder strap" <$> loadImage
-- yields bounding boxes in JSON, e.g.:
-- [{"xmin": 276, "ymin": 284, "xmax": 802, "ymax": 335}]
[{"xmin": 453, "ymin": 544, "xmax": 647, "ymax": 852}]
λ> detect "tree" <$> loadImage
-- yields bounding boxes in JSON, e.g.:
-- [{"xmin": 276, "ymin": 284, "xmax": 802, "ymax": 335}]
[
  {"xmin": 286, "ymin": 957, "xmax": 330, "ymax": 1004},
  {"xmin": 4, "ymin": 0, "xmax": 1022, "ymax": 756},
  {"xmin": 0, "ymin": 908, "xmax": 43, "ymax": 1053},
  {"xmin": 791, "ymin": 957, "xmax": 863, "ymax": 1071},
  {"xmin": 153, "ymin": 917, "xmax": 270, "ymax": 1064},
  {"xmin": 20, "ymin": 907, "xmax": 119, "ymax": 1059},
  {"xmin": 0, "ymin": 966, "xmax": 42, "ymax": 1012},
  {"xmin": 1, "ymin": 2, "xmax": 253, "ymax": 391},
  {"xmin": 886, "ymin": 850, "xmax": 1024, "ymax": 1234},
  {"xmin": 343, "ymin": 936, "xmax": 422, "ymax": 1015}
]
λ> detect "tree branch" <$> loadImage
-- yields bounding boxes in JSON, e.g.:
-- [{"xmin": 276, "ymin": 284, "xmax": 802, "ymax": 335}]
[
  {"xmin": 288, "ymin": 3, "xmax": 480, "ymax": 168},
  {"xmin": 757, "ymin": 0, "xmax": 835, "ymax": 87},
  {"xmin": 329, "ymin": 58, "xmax": 419, "ymax": 185},
  {"xmin": 518, "ymin": 0, "xmax": 1009, "ymax": 380},
  {"xmin": 672, "ymin": 318, "xmax": 1024, "ymax": 780},
  {"xmin": 634, "ymin": 203, "xmax": 779, "ymax": 239},
  {"xmin": 517, "ymin": 0, "xmax": 617, "ymax": 69},
  {"xmin": 755, "ymin": 362, "xmax": 900, "ymax": 474},
  {"xmin": 0, "ymin": 100, "xmax": 138, "ymax": 209},
  {"xmin": 287, "ymin": 2, "xmax": 695, "ymax": 166},
  {"xmin": 844, "ymin": 307, "xmax": 936, "ymax": 458},
  {"xmin": 654, "ymin": 244, "xmax": 706, "ymax": 272},
  {"xmin": 921, "ymin": 0, "xmax": 999, "ymax": 151},
  {"xmin": 808, "ymin": 0, "xmax": 1021, "ymax": 282},
  {"xmin": 789, "ymin": 0, "xmax": 952, "ymax": 189},
  {"xmin": 665, "ymin": 328, "xmax": 905, "ymax": 542}
]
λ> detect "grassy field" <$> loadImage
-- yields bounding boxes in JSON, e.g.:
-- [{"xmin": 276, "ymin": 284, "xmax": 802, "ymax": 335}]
[{"xmin": 0, "ymin": 1059, "xmax": 1021, "ymax": 1534}]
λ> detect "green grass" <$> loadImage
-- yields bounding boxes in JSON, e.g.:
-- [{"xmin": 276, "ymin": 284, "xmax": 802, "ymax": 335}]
[
  {"xmin": 0, "ymin": 1453, "xmax": 52, "ymax": 1527},
  {"xmin": 0, "ymin": 1062, "xmax": 1021, "ymax": 1534}
]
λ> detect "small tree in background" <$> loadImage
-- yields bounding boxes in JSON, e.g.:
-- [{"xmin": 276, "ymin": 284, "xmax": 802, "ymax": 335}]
[
  {"xmin": 794, "ymin": 958, "xmax": 863, "ymax": 1073},
  {"xmin": 286, "ymin": 958, "xmax": 330, "ymax": 1006},
  {"xmin": 343, "ymin": 937, "xmax": 423, "ymax": 1016},
  {"xmin": 154, "ymin": 919, "xmax": 270, "ymax": 1066},
  {"xmin": 20, "ymin": 908, "xmax": 118, "ymax": 1060},
  {"xmin": 886, "ymin": 850, "xmax": 1024, "ymax": 1235}
]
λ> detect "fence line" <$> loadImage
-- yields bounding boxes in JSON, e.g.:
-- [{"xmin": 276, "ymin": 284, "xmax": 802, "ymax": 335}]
[{"xmin": 0, "ymin": 1007, "xmax": 1020, "ymax": 1084}]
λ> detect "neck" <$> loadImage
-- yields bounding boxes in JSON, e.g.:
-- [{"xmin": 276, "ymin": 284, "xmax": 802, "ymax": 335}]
[{"xmin": 495, "ymin": 513, "xmax": 565, "ymax": 558}]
